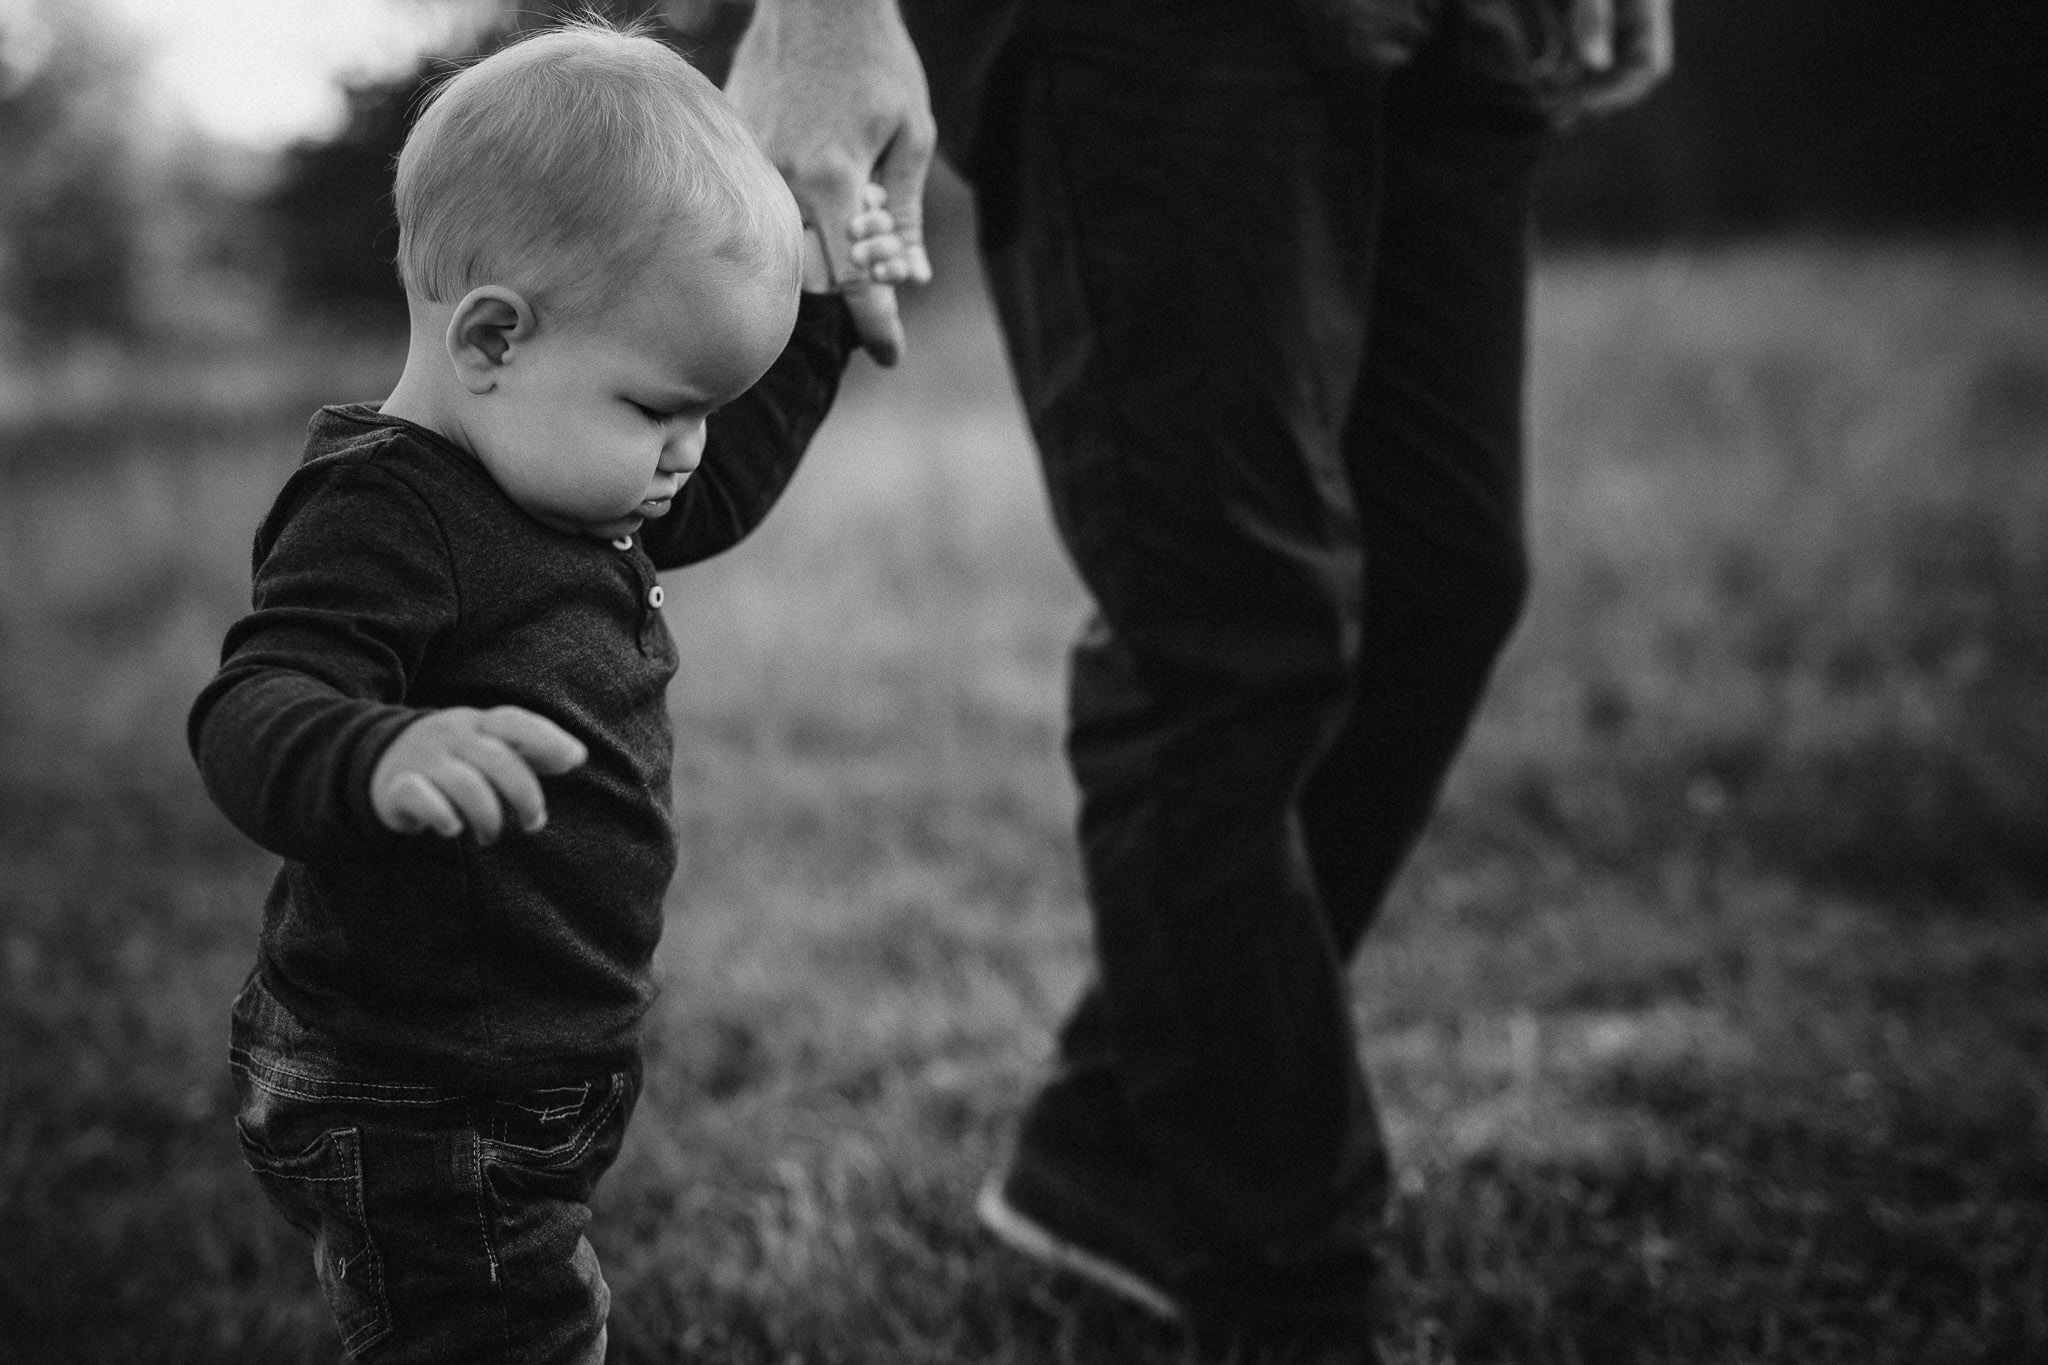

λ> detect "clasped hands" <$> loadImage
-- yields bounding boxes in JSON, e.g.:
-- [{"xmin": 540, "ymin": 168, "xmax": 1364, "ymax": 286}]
[
  {"xmin": 722, "ymin": 0, "xmax": 1673, "ymax": 367},
  {"xmin": 724, "ymin": 0, "xmax": 937, "ymax": 367}
]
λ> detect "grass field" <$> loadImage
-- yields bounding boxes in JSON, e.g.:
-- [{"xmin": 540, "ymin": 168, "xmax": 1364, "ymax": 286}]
[{"xmin": 1, "ymin": 243, "xmax": 2044, "ymax": 1364}]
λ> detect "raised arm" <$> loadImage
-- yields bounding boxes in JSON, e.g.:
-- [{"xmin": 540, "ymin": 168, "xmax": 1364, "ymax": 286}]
[
  {"xmin": 636, "ymin": 290, "xmax": 861, "ymax": 570},
  {"xmin": 725, "ymin": 0, "xmax": 936, "ymax": 365}
]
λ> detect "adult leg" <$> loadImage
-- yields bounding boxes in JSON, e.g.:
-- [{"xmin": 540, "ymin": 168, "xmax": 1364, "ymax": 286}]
[
  {"xmin": 1300, "ymin": 14, "xmax": 1551, "ymax": 957},
  {"xmin": 970, "ymin": 0, "xmax": 1389, "ymax": 1284}
]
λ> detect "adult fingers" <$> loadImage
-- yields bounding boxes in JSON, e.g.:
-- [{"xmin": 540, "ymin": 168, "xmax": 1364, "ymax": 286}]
[
  {"xmin": 790, "ymin": 163, "xmax": 905, "ymax": 364},
  {"xmin": 1571, "ymin": 62, "xmax": 1662, "ymax": 117},
  {"xmin": 1571, "ymin": 0, "xmax": 1674, "ymax": 116},
  {"xmin": 385, "ymin": 772, "xmax": 464, "ymax": 839},
  {"xmin": 842, "ymin": 281, "xmax": 905, "ymax": 367},
  {"xmin": 875, "ymin": 125, "xmax": 934, "ymax": 286},
  {"xmin": 479, "ymin": 706, "xmax": 587, "ymax": 775},
  {"xmin": 801, "ymin": 223, "xmax": 835, "ymax": 293},
  {"xmin": 1571, "ymin": 0, "xmax": 1616, "ymax": 70},
  {"xmin": 789, "ymin": 161, "xmax": 872, "ymax": 296}
]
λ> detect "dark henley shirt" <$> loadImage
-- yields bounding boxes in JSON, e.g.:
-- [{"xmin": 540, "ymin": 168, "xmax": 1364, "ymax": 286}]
[{"xmin": 190, "ymin": 292, "xmax": 858, "ymax": 1085}]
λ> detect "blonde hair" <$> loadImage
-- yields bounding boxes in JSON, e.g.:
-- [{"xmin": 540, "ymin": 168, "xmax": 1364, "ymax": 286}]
[{"xmin": 393, "ymin": 19, "xmax": 801, "ymax": 321}]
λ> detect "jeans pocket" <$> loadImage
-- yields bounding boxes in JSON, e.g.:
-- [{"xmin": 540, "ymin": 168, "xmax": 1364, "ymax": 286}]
[
  {"xmin": 236, "ymin": 1119, "xmax": 394, "ymax": 1355},
  {"xmin": 484, "ymin": 1068, "xmax": 639, "ymax": 1176}
]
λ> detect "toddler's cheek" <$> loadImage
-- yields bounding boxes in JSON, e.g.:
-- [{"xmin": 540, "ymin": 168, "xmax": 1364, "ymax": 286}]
[{"xmin": 578, "ymin": 459, "xmax": 665, "ymax": 518}]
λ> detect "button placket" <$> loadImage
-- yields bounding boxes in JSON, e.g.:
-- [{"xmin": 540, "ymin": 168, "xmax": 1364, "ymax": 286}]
[{"xmin": 604, "ymin": 535, "xmax": 661, "ymax": 655}]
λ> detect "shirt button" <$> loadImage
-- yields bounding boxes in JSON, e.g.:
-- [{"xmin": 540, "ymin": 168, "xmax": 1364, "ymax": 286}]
[
  {"xmin": 647, "ymin": 585, "xmax": 665, "ymax": 609},
  {"xmin": 611, "ymin": 535, "xmax": 633, "ymax": 551}
]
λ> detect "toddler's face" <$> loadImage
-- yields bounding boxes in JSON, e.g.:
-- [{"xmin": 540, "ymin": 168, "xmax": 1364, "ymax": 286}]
[{"xmin": 467, "ymin": 250, "xmax": 796, "ymax": 540}]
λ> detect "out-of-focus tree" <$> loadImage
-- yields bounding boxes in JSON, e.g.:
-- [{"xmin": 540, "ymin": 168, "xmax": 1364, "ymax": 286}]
[
  {"xmin": 264, "ymin": 0, "xmax": 747, "ymax": 328},
  {"xmin": 0, "ymin": 1, "xmax": 145, "ymax": 346},
  {"xmin": 263, "ymin": 77, "xmax": 418, "ymax": 332},
  {"xmin": 263, "ymin": 0, "xmax": 2048, "ymax": 318}
]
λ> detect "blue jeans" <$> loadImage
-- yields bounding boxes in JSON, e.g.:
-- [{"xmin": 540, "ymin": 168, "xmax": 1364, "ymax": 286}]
[{"xmin": 230, "ymin": 974, "xmax": 640, "ymax": 1363}]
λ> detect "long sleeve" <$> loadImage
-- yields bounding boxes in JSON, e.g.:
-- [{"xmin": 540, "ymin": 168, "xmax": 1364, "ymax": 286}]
[
  {"xmin": 639, "ymin": 290, "xmax": 860, "ymax": 570},
  {"xmin": 188, "ymin": 463, "xmax": 457, "ymax": 863}
]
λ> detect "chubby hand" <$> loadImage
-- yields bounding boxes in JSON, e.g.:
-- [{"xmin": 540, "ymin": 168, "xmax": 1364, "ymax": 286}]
[
  {"xmin": 803, "ymin": 184, "xmax": 918, "ymax": 293},
  {"xmin": 371, "ymin": 706, "xmax": 587, "ymax": 844}
]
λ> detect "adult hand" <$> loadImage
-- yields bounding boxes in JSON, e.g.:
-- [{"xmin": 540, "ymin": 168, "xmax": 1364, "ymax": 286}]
[
  {"xmin": 371, "ymin": 706, "xmax": 587, "ymax": 844},
  {"xmin": 1545, "ymin": 0, "xmax": 1675, "ymax": 124},
  {"xmin": 727, "ymin": 0, "xmax": 937, "ymax": 366}
]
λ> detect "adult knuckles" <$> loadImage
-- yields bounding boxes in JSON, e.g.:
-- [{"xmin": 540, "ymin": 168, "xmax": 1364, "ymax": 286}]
[
  {"xmin": 790, "ymin": 159, "xmax": 866, "ymax": 206},
  {"xmin": 897, "ymin": 111, "xmax": 938, "ymax": 159}
]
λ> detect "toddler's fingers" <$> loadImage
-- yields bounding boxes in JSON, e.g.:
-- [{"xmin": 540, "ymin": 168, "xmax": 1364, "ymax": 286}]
[
  {"xmin": 848, "ymin": 205, "xmax": 897, "ymax": 240},
  {"xmin": 455, "ymin": 733, "xmax": 550, "ymax": 835},
  {"xmin": 851, "ymin": 250, "xmax": 914, "ymax": 286},
  {"xmin": 850, "ymin": 232, "xmax": 907, "ymax": 267},
  {"xmin": 429, "ymin": 758, "xmax": 505, "ymax": 845},
  {"xmin": 386, "ymin": 772, "xmax": 464, "ymax": 839},
  {"xmin": 480, "ymin": 705, "xmax": 587, "ymax": 775},
  {"xmin": 867, "ymin": 257, "xmax": 914, "ymax": 286},
  {"xmin": 886, "ymin": 199, "xmax": 930, "ymax": 286},
  {"xmin": 802, "ymin": 180, "xmax": 905, "ymax": 363},
  {"xmin": 875, "ymin": 139, "xmax": 933, "ymax": 286}
]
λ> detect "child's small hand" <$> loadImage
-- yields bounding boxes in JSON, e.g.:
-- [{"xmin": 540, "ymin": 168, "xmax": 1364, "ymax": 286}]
[
  {"xmin": 371, "ymin": 706, "xmax": 587, "ymax": 844},
  {"xmin": 847, "ymin": 183, "xmax": 915, "ymax": 286},
  {"xmin": 802, "ymin": 183, "xmax": 915, "ymax": 293}
]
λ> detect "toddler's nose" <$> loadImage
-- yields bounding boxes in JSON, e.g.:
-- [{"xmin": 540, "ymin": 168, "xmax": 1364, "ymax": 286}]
[{"xmin": 661, "ymin": 422, "xmax": 705, "ymax": 474}]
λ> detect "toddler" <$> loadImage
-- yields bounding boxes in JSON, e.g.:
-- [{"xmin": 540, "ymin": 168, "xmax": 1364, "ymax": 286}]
[{"xmin": 189, "ymin": 21, "xmax": 903, "ymax": 1363}]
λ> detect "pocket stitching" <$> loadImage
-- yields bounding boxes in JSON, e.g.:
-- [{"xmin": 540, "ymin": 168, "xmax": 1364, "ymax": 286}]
[
  {"xmin": 481, "ymin": 1073, "xmax": 629, "ymax": 1169},
  {"xmin": 236, "ymin": 1123, "xmax": 394, "ymax": 1353},
  {"xmin": 328, "ymin": 1128, "xmax": 392, "ymax": 1355},
  {"xmin": 233, "ymin": 1048, "xmax": 460, "ymax": 1109}
]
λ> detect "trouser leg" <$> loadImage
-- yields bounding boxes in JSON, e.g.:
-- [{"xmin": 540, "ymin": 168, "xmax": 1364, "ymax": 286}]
[
  {"xmin": 966, "ymin": 0, "xmax": 1546, "ymax": 1266},
  {"xmin": 1302, "ymin": 18, "xmax": 1550, "ymax": 957},
  {"xmin": 974, "ymin": 3, "xmax": 1388, "ymax": 1259}
]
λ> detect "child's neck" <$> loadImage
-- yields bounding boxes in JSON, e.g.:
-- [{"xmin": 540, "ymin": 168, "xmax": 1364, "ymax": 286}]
[{"xmin": 380, "ymin": 300, "xmax": 476, "ymax": 455}]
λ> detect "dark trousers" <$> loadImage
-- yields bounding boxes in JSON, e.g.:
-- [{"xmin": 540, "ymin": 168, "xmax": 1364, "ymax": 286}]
[{"xmin": 940, "ymin": 0, "xmax": 1549, "ymax": 1263}]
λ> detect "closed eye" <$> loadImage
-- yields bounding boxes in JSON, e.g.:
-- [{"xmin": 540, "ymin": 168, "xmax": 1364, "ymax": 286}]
[{"xmin": 628, "ymin": 399, "xmax": 715, "ymax": 425}]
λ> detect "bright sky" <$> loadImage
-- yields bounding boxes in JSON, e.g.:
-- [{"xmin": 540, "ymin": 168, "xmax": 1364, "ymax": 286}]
[{"xmin": 96, "ymin": 0, "xmax": 490, "ymax": 148}]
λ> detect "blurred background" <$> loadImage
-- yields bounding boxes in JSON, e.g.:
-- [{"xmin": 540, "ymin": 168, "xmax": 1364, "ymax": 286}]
[{"xmin": 2, "ymin": 2, "xmax": 2044, "ymax": 1362}]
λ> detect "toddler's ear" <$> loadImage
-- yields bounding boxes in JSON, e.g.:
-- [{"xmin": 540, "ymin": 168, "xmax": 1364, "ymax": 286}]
[{"xmin": 446, "ymin": 286, "xmax": 536, "ymax": 393}]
